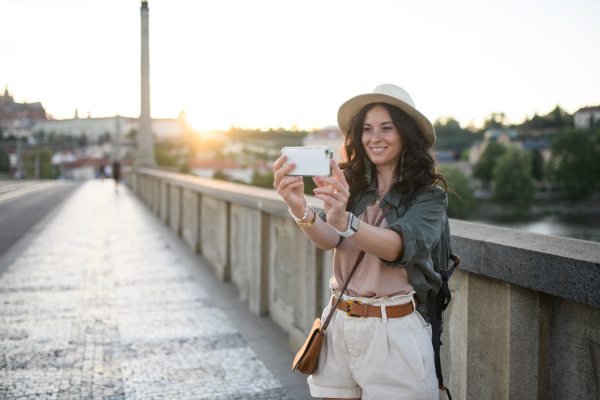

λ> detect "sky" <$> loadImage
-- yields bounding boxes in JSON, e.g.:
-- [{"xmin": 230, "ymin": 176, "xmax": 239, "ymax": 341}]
[{"xmin": 1, "ymin": 0, "xmax": 599, "ymax": 132}]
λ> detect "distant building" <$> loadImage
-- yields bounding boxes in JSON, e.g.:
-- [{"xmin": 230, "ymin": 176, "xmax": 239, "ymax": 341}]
[
  {"xmin": 32, "ymin": 112, "xmax": 135, "ymax": 142},
  {"xmin": 574, "ymin": 106, "xmax": 600, "ymax": 130},
  {"xmin": 32, "ymin": 110, "xmax": 191, "ymax": 143},
  {"xmin": 303, "ymin": 125, "xmax": 344, "ymax": 161},
  {"xmin": 0, "ymin": 85, "xmax": 47, "ymax": 136},
  {"xmin": 0, "ymin": 84, "xmax": 190, "ymax": 142}
]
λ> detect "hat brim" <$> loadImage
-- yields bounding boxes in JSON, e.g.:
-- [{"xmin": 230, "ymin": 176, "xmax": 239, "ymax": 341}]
[{"xmin": 337, "ymin": 93, "xmax": 436, "ymax": 147}]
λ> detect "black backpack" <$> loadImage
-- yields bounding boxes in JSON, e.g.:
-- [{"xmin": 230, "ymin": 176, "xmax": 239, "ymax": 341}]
[{"xmin": 402, "ymin": 187, "xmax": 460, "ymax": 400}]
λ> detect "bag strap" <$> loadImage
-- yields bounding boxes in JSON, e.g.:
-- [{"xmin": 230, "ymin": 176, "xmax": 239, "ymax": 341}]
[
  {"xmin": 428, "ymin": 290, "xmax": 453, "ymax": 400},
  {"xmin": 321, "ymin": 204, "xmax": 393, "ymax": 331}
]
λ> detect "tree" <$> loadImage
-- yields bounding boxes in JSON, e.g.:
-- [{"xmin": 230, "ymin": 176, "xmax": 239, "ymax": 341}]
[
  {"xmin": 530, "ymin": 148, "xmax": 545, "ymax": 182},
  {"xmin": 251, "ymin": 170, "xmax": 275, "ymax": 188},
  {"xmin": 23, "ymin": 148, "xmax": 54, "ymax": 179},
  {"xmin": 493, "ymin": 147, "xmax": 536, "ymax": 212},
  {"xmin": 595, "ymin": 128, "xmax": 600, "ymax": 190},
  {"xmin": 483, "ymin": 112, "xmax": 507, "ymax": 130},
  {"xmin": 438, "ymin": 167, "xmax": 477, "ymax": 218},
  {"xmin": 520, "ymin": 105, "xmax": 573, "ymax": 130},
  {"xmin": 433, "ymin": 117, "xmax": 480, "ymax": 154},
  {"xmin": 473, "ymin": 142, "xmax": 507, "ymax": 184},
  {"xmin": 213, "ymin": 170, "xmax": 231, "ymax": 181},
  {"xmin": 178, "ymin": 161, "xmax": 191, "ymax": 174},
  {"xmin": 154, "ymin": 146, "xmax": 178, "ymax": 167},
  {"xmin": 0, "ymin": 146, "xmax": 10, "ymax": 173},
  {"xmin": 545, "ymin": 105, "xmax": 572, "ymax": 128},
  {"xmin": 547, "ymin": 130, "xmax": 599, "ymax": 199}
]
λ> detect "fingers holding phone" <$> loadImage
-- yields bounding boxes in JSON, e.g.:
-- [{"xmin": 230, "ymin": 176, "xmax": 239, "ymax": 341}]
[
  {"xmin": 273, "ymin": 155, "xmax": 306, "ymax": 214},
  {"xmin": 273, "ymin": 155, "xmax": 295, "ymax": 188},
  {"xmin": 313, "ymin": 158, "xmax": 349, "ymax": 201},
  {"xmin": 313, "ymin": 159, "xmax": 350, "ymax": 230}
]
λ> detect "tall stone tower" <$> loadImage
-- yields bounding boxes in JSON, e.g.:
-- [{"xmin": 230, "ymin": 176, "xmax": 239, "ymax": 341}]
[{"xmin": 137, "ymin": 0, "xmax": 156, "ymax": 166}]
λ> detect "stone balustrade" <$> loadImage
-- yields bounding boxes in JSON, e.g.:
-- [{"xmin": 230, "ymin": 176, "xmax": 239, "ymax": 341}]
[{"xmin": 126, "ymin": 167, "xmax": 600, "ymax": 400}]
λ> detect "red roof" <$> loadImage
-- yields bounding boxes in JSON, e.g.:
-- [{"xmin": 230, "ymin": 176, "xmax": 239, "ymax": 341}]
[{"xmin": 576, "ymin": 105, "xmax": 600, "ymax": 113}]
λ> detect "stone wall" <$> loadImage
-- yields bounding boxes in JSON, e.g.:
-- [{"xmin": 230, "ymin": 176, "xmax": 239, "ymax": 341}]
[{"xmin": 126, "ymin": 168, "xmax": 600, "ymax": 400}]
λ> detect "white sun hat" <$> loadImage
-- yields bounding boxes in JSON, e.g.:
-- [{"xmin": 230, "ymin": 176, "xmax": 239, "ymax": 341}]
[{"xmin": 337, "ymin": 83, "xmax": 436, "ymax": 147}]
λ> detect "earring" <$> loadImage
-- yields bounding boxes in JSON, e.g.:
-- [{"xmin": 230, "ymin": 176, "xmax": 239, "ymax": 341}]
[
  {"xmin": 365, "ymin": 157, "xmax": 372, "ymax": 184},
  {"xmin": 398, "ymin": 149, "xmax": 406, "ymax": 183}
]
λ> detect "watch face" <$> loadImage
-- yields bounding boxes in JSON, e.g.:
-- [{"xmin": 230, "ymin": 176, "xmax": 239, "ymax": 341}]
[{"xmin": 350, "ymin": 214, "xmax": 360, "ymax": 232}]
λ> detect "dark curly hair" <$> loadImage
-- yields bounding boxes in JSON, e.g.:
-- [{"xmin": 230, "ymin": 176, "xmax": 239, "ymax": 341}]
[{"xmin": 339, "ymin": 102, "xmax": 447, "ymax": 209}]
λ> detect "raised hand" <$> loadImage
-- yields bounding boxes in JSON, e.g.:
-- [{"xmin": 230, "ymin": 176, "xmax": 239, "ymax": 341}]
[
  {"xmin": 312, "ymin": 158, "xmax": 350, "ymax": 232},
  {"xmin": 273, "ymin": 155, "xmax": 307, "ymax": 217}
]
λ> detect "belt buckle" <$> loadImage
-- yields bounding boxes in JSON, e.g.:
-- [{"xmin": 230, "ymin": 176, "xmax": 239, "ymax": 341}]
[{"xmin": 346, "ymin": 300, "xmax": 362, "ymax": 317}]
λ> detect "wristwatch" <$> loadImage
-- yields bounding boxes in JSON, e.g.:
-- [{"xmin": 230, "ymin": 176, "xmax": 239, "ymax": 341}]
[{"xmin": 334, "ymin": 212, "xmax": 360, "ymax": 237}]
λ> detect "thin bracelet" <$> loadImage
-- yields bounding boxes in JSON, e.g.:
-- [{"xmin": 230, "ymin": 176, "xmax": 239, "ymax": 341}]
[{"xmin": 288, "ymin": 196, "xmax": 309, "ymax": 222}]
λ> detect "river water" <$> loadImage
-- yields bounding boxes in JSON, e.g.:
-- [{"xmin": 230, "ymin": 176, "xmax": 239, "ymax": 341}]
[{"xmin": 470, "ymin": 214, "xmax": 600, "ymax": 243}]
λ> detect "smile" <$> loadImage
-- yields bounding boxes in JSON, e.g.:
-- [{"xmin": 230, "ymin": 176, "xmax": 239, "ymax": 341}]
[{"xmin": 370, "ymin": 147, "xmax": 387, "ymax": 153}]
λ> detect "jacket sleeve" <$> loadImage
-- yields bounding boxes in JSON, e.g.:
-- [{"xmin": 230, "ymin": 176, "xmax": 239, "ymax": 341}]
[{"xmin": 380, "ymin": 187, "xmax": 447, "ymax": 269}]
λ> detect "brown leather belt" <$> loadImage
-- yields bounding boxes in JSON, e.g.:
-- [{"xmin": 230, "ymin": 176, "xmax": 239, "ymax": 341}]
[{"xmin": 333, "ymin": 297, "xmax": 415, "ymax": 318}]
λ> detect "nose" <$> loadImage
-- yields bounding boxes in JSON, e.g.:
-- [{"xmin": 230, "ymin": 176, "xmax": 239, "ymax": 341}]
[{"xmin": 370, "ymin": 129, "xmax": 385, "ymax": 139}]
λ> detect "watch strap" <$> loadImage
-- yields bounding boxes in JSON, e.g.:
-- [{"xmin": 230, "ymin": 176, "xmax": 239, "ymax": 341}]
[{"xmin": 334, "ymin": 212, "xmax": 358, "ymax": 237}]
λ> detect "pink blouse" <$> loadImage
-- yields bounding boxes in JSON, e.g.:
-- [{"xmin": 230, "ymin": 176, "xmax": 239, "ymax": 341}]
[{"xmin": 329, "ymin": 201, "xmax": 414, "ymax": 298}]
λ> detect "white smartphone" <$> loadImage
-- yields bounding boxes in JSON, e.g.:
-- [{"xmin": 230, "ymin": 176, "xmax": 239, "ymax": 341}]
[{"xmin": 281, "ymin": 146, "xmax": 333, "ymax": 176}]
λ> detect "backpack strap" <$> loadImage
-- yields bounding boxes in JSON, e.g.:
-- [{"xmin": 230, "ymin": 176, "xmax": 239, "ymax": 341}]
[
  {"xmin": 403, "ymin": 186, "xmax": 457, "ymax": 399},
  {"xmin": 428, "ymin": 290, "xmax": 453, "ymax": 400}
]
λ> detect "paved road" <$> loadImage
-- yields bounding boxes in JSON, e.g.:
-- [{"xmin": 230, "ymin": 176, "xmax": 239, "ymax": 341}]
[
  {"xmin": 0, "ymin": 180, "xmax": 81, "ymax": 270},
  {"xmin": 0, "ymin": 180, "xmax": 308, "ymax": 400}
]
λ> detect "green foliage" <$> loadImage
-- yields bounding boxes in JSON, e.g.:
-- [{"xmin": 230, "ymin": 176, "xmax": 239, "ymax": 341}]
[
  {"xmin": 250, "ymin": 170, "xmax": 316, "ymax": 196},
  {"xmin": 483, "ymin": 112, "xmax": 507, "ymax": 130},
  {"xmin": 438, "ymin": 167, "xmax": 478, "ymax": 218},
  {"xmin": 179, "ymin": 162, "xmax": 191, "ymax": 174},
  {"xmin": 251, "ymin": 170, "xmax": 275, "ymax": 188},
  {"xmin": 226, "ymin": 126, "xmax": 310, "ymax": 139},
  {"xmin": 213, "ymin": 170, "xmax": 231, "ymax": 181},
  {"xmin": 595, "ymin": 128, "xmax": 600, "ymax": 190},
  {"xmin": 473, "ymin": 142, "xmax": 507, "ymax": 183},
  {"xmin": 521, "ymin": 105, "xmax": 573, "ymax": 129},
  {"xmin": 492, "ymin": 147, "xmax": 536, "ymax": 212},
  {"xmin": 530, "ymin": 149, "xmax": 545, "ymax": 182},
  {"xmin": 433, "ymin": 117, "xmax": 480, "ymax": 154},
  {"xmin": 547, "ymin": 130, "xmax": 599, "ymax": 199},
  {"xmin": 154, "ymin": 146, "xmax": 178, "ymax": 167},
  {"xmin": 22, "ymin": 148, "xmax": 54, "ymax": 179},
  {"xmin": 303, "ymin": 177, "xmax": 318, "ymax": 196},
  {"xmin": 0, "ymin": 146, "xmax": 10, "ymax": 172}
]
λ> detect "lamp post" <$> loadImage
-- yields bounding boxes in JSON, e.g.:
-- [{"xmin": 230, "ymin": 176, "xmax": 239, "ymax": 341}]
[{"xmin": 137, "ymin": 0, "xmax": 156, "ymax": 167}]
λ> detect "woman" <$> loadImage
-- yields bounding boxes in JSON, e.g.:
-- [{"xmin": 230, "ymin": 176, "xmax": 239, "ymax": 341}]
[{"xmin": 273, "ymin": 84, "xmax": 447, "ymax": 400}]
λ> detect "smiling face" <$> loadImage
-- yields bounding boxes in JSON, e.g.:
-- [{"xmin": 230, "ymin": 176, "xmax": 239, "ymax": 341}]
[{"xmin": 361, "ymin": 104, "xmax": 404, "ymax": 172}]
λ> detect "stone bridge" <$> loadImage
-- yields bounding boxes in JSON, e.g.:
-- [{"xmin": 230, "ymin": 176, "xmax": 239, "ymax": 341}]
[{"xmin": 127, "ymin": 167, "xmax": 600, "ymax": 400}]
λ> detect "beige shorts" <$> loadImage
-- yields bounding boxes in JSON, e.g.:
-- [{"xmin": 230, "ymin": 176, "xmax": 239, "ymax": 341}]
[{"xmin": 307, "ymin": 291, "xmax": 439, "ymax": 400}]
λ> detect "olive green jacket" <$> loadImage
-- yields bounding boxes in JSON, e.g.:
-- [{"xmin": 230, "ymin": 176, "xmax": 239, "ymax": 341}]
[{"xmin": 319, "ymin": 179, "xmax": 448, "ymax": 318}]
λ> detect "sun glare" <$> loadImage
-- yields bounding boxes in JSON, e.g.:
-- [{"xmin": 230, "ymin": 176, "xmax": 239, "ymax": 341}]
[{"xmin": 185, "ymin": 112, "xmax": 230, "ymax": 134}]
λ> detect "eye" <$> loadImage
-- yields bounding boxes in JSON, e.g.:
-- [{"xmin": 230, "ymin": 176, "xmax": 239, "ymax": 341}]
[
  {"xmin": 363, "ymin": 126, "xmax": 373, "ymax": 133},
  {"xmin": 382, "ymin": 126, "xmax": 393, "ymax": 132}
]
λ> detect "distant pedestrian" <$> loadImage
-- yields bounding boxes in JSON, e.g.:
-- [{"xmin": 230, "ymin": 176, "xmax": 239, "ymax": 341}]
[
  {"xmin": 98, "ymin": 164, "xmax": 106, "ymax": 179},
  {"xmin": 105, "ymin": 163, "xmax": 113, "ymax": 179},
  {"xmin": 112, "ymin": 160, "xmax": 122, "ymax": 192}
]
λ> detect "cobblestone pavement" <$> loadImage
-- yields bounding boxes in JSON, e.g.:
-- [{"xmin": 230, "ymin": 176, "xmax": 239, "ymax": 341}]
[{"xmin": 0, "ymin": 180, "xmax": 294, "ymax": 400}]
